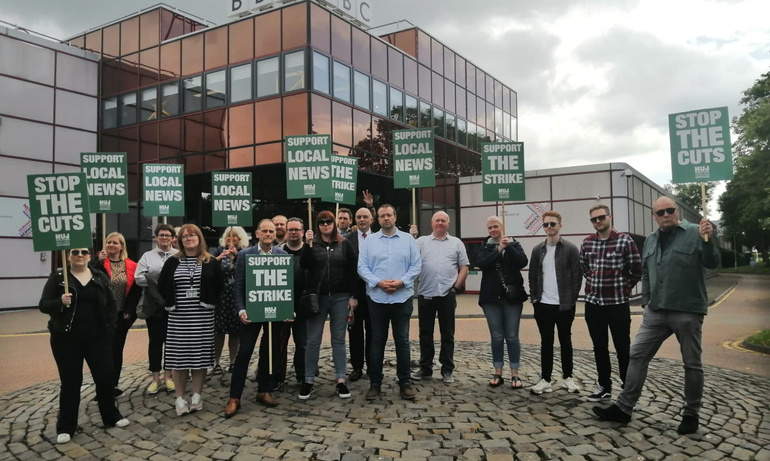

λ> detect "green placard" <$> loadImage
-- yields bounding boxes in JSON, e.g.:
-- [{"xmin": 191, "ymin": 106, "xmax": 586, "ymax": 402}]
[
  {"xmin": 393, "ymin": 128, "xmax": 435, "ymax": 188},
  {"xmin": 245, "ymin": 254, "xmax": 295, "ymax": 322},
  {"xmin": 80, "ymin": 152, "xmax": 128, "ymax": 213},
  {"xmin": 27, "ymin": 173, "xmax": 92, "ymax": 252},
  {"xmin": 212, "ymin": 171, "xmax": 252, "ymax": 227},
  {"xmin": 143, "ymin": 164, "xmax": 185, "ymax": 217},
  {"xmin": 285, "ymin": 134, "xmax": 332, "ymax": 199},
  {"xmin": 669, "ymin": 107, "xmax": 733, "ymax": 183},
  {"xmin": 481, "ymin": 142, "xmax": 526, "ymax": 201},
  {"xmin": 322, "ymin": 154, "xmax": 358, "ymax": 204}
]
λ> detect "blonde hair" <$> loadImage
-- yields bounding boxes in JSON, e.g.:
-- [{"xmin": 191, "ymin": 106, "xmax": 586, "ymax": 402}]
[
  {"xmin": 174, "ymin": 224, "xmax": 212, "ymax": 263},
  {"xmin": 105, "ymin": 232, "xmax": 128, "ymax": 261},
  {"xmin": 219, "ymin": 226, "xmax": 249, "ymax": 249},
  {"xmin": 486, "ymin": 216, "xmax": 503, "ymax": 227}
]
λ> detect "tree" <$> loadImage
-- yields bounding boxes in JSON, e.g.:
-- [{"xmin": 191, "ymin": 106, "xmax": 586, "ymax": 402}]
[
  {"xmin": 663, "ymin": 182, "xmax": 715, "ymax": 215},
  {"xmin": 719, "ymin": 70, "xmax": 770, "ymax": 264}
]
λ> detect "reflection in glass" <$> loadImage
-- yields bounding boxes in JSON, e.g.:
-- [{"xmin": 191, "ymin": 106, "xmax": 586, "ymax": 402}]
[
  {"xmin": 140, "ymin": 88, "xmax": 157, "ymax": 122},
  {"xmin": 284, "ymin": 50, "xmax": 306, "ymax": 92},
  {"xmin": 446, "ymin": 114, "xmax": 456, "ymax": 143},
  {"xmin": 103, "ymin": 98, "xmax": 118, "ymax": 129},
  {"xmin": 404, "ymin": 94, "xmax": 418, "ymax": 127},
  {"xmin": 433, "ymin": 108, "xmax": 445, "ymax": 138},
  {"xmin": 313, "ymin": 52, "xmax": 330, "ymax": 94},
  {"xmin": 467, "ymin": 122, "xmax": 477, "ymax": 151},
  {"xmin": 372, "ymin": 79, "xmax": 388, "ymax": 116},
  {"xmin": 230, "ymin": 63, "xmax": 252, "ymax": 103},
  {"xmin": 457, "ymin": 118, "xmax": 467, "ymax": 146},
  {"xmin": 161, "ymin": 82, "xmax": 179, "ymax": 117},
  {"xmin": 495, "ymin": 107, "xmax": 503, "ymax": 136},
  {"xmin": 389, "ymin": 87, "xmax": 403, "ymax": 122},
  {"xmin": 206, "ymin": 70, "xmax": 227, "ymax": 109},
  {"xmin": 503, "ymin": 112, "xmax": 511, "ymax": 139},
  {"xmin": 183, "ymin": 76, "xmax": 202, "ymax": 113},
  {"xmin": 256, "ymin": 57, "xmax": 280, "ymax": 97},
  {"xmin": 353, "ymin": 71, "xmax": 370, "ymax": 110},
  {"xmin": 120, "ymin": 93, "xmax": 137, "ymax": 125},
  {"xmin": 333, "ymin": 61, "xmax": 351, "ymax": 102},
  {"xmin": 419, "ymin": 100, "xmax": 432, "ymax": 129}
]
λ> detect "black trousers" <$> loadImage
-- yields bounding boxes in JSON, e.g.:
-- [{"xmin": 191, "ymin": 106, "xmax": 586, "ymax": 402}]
[
  {"xmin": 145, "ymin": 312, "xmax": 168, "ymax": 373},
  {"xmin": 585, "ymin": 302, "xmax": 631, "ymax": 390},
  {"xmin": 348, "ymin": 295, "xmax": 371, "ymax": 372},
  {"xmin": 51, "ymin": 331, "xmax": 123, "ymax": 435},
  {"xmin": 112, "ymin": 313, "xmax": 136, "ymax": 388},
  {"xmin": 230, "ymin": 321, "xmax": 283, "ymax": 398},
  {"xmin": 278, "ymin": 313, "xmax": 307, "ymax": 384},
  {"xmin": 417, "ymin": 293, "xmax": 457, "ymax": 375},
  {"xmin": 533, "ymin": 303, "xmax": 576, "ymax": 381}
]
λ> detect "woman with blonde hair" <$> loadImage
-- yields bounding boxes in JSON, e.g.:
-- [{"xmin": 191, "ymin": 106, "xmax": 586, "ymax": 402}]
[
  {"xmin": 94, "ymin": 231, "xmax": 141, "ymax": 396},
  {"xmin": 211, "ymin": 226, "xmax": 249, "ymax": 375},
  {"xmin": 159, "ymin": 224, "xmax": 224, "ymax": 415}
]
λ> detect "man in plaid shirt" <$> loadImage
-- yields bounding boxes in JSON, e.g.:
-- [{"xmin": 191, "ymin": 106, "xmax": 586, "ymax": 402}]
[{"xmin": 580, "ymin": 204, "xmax": 642, "ymax": 402}]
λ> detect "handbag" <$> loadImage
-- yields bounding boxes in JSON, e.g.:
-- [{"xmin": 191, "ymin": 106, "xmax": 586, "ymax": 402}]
[
  {"xmin": 497, "ymin": 263, "xmax": 528, "ymax": 303},
  {"xmin": 299, "ymin": 291, "xmax": 320, "ymax": 316}
]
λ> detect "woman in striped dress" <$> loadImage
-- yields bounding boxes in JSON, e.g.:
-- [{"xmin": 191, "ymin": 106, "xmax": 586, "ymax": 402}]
[{"xmin": 159, "ymin": 224, "xmax": 224, "ymax": 416}]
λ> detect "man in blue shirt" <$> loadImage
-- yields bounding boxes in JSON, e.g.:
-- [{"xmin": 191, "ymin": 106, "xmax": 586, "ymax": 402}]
[{"xmin": 358, "ymin": 204, "xmax": 421, "ymax": 401}]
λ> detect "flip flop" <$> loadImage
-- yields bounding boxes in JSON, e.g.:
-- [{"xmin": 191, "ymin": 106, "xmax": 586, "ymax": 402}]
[
  {"xmin": 511, "ymin": 376, "xmax": 523, "ymax": 389},
  {"xmin": 489, "ymin": 374, "xmax": 504, "ymax": 387}
]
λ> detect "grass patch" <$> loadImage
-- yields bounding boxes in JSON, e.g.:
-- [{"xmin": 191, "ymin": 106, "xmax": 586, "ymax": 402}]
[
  {"xmin": 720, "ymin": 265, "xmax": 770, "ymax": 275},
  {"xmin": 745, "ymin": 329, "xmax": 770, "ymax": 348}
]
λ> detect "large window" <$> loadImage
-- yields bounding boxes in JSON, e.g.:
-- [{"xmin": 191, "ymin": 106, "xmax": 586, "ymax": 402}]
[
  {"xmin": 284, "ymin": 50, "xmax": 306, "ymax": 92},
  {"xmin": 372, "ymin": 79, "xmax": 388, "ymax": 117},
  {"xmin": 140, "ymin": 88, "xmax": 157, "ymax": 122},
  {"xmin": 160, "ymin": 82, "xmax": 179, "ymax": 117},
  {"xmin": 389, "ymin": 87, "xmax": 403, "ymax": 122},
  {"xmin": 353, "ymin": 71, "xmax": 370, "ymax": 110},
  {"xmin": 312, "ymin": 51, "xmax": 330, "ymax": 94},
  {"xmin": 205, "ymin": 70, "xmax": 227, "ymax": 108},
  {"xmin": 405, "ymin": 94, "xmax": 418, "ymax": 127},
  {"xmin": 433, "ymin": 107, "xmax": 445, "ymax": 138},
  {"xmin": 419, "ymin": 100, "xmax": 432, "ymax": 128},
  {"xmin": 256, "ymin": 57, "xmax": 279, "ymax": 97},
  {"xmin": 446, "ymin": 114, "xmax": 456, "ymax": 143},
  {"xmin": 333, "ymin": 61, "xmax": 351, "ymax": 102},
  {"xmin": 120, "ymin": 92, "xmax": 137, "ymax": 125},
  {"xmin": 230, "ymin": 63, "xmax": 252, "ymax": 103},
  {"xmin": 103, "ymin": 97, "xmax": 118, "ymax": 129},
  {"xmin": 182, "ymin": 76, "xmax": 202, "ymax": 113},
  {"xmin": 457, "ymin": 118, "xmax": 467, "ymax": 146}
]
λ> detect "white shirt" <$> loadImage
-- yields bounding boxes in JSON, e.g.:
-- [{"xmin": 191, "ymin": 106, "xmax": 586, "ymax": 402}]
[{"xmin": 541, "ymin": 243, "xmax": 560, "ymax": 305}]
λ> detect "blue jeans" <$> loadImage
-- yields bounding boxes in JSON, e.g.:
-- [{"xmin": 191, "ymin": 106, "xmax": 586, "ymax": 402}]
[
  {"xmin": 480, "ymin": 301, "xmax": 523, "ymax": 370},
  {"xmin": 305, "ymin": 293, "xmax": 349, "ymax": 382},
  {"xmin": 368, "ymin": 297, "xmax": 413, "ymax": 386},
  {"xmin": 617, "ymin": 308, "xmax": 704, "ymax": 417}
]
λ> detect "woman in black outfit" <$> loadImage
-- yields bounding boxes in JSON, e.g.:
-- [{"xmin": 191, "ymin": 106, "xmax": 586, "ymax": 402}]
[{"xmin": 39, "ymin": 248, "xmax": 129, "ymax": 444}]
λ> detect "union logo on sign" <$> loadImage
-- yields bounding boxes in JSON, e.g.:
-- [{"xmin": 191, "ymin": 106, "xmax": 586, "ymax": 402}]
[
  {"xmin": 265, "ymin": 306, "xmax": 277, "ymax": 319},
  {"xmin": 159, "ymin": 205, "xmax": 170, "ymax": 215},
  {"xmin": 55, "ymin": 233, "xmax": 70, "ymax": 247},
  {"xmin": 335, "ymin": 192, "xmax": 344, "ymax": 201},
  {"xmin": 409, "ymin": 175, "xmax": 419, "ymax": 185},
  {"xmin": 227, "ymin": 215, "xmax": 238, "ymax": 224},
  {"xmin": 99, "ymin": 199, "xmax": 111, "ymax": 211},
  {"xmin": 499, "ymin": 189, "xmax": 510, "ymax": 199},
  {"xmin": 304, "ymin": 184, "xmax": 316, "ymax": 195}
]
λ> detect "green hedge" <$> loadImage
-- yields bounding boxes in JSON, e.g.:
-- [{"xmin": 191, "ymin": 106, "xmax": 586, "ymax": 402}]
[{"xmin": 719, "ymin": 249, "xmax": 750, "ymax": 267}]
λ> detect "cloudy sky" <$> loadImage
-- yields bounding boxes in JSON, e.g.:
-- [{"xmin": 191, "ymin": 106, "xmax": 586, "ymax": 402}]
[{"xmin": 3, "ymin": 0, "xmax": 768, "ymax": 216}]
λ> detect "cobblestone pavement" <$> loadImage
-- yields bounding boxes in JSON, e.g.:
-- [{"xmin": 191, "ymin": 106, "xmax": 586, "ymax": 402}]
[{"xmin": 2, "ymin": 342, "xmax": 769, "ymax": 461}]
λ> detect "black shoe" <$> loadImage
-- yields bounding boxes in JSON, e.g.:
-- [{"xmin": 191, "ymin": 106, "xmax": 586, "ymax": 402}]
[
  {"xmin": 113, "ymin": 388, "xmax": 123, "ymax": 397},
  {"xmin": 677, "ymin": 415, "xmax": 699, "ymax": 434},
  {"xmin": 298, "ymin": 382, "xmax": 314, "ymax": 400},
  {"xmin": 336, "ymin": 382, "xmax": 351, "ymax": 398},
  {"xmin": 593, "ymin": 404, "xmax": 631, "ymax": 424},
  {"xmin": 349, "ymin": 369, "xmax": 363, "ymax": 382}
]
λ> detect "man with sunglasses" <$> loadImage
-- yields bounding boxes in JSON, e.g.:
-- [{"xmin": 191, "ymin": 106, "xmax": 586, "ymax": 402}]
[
  {"xmin": 594, "ymin": 196, "xmax": 719, "ymax": 435},
  {"xmin": 580, "ymin": 205, "xmax": 642, "ymax": 403}
]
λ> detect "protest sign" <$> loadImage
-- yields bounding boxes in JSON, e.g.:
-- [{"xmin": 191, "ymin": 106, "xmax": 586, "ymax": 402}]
[
  {"xmin": 244, "ymin": 254, "xmax": 294, "ymax": 322},
  {"xmin": 669, "ymin": 107, "xmax": 733, "ymax": 183},
  {"xmin": 481, "ymin": 142, "xmax": 526, "ymax": 201},
  {"xmin": 285, "ymin": 134, "xmax": 332, "ymax": 199},
  {"xmin": 143, "ymin": 164, "xmax": 185, "ymax": 217},
  {"xmin": 393, "ymin": 128, "xmax": 435, "ymax": 188},
  {"xmin": 80, "ymin": 152, "xmax": 128, "ymax": 213},
  {"xmin": 322, "ymin": 154, "xmax": 358, "ymax": 204},
  {"xmin": 212, "ymin": 172, "xmax": 252, "ymax": 226},
  {"xmin": 27, "ymin": 173, "xmax": 92, "ymax": 251}
]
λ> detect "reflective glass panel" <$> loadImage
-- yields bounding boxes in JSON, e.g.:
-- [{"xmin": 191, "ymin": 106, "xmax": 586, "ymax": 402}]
[
  {"xmin": 160, "ymin": 82, "xmax": 179, "ymax": 117},
  {"xmin": 205, "ymin": 27, "xmax": 227, "ymax": 70},
  {"xmin": 419, "ymin": 101, "xmax": 432, "ymax": 128},
  {"xmin": 103, "ymin": 98, "xmax": 118, "ymax": 129},
  {"xmin": 419, "ymin": 65, "xmax": 431, "ymax": 101},
  {"xmin": 313, "ymin": 51, "xmax": 330, "ymax": 94},
  {"xmin": 503, "ymin": 112, "xmax": 511, "ymax": 139},
  {"xmin": 256, "ymin": 57, "xmax": 279, "ymax": 97},
  {"xmin": 457, "ymin": 118, "xmax": 467, "ymax": 146},
  {"xmin": 455, "ymin": 56, "xmax": 465, "ymax": 87},
  {"xmin": 353, "ymin": 71, "xmax": 370, "ymax": 110},
  {"xmin": 433, "ymin": 107, "xmax": 444, "ymax": 138},
  {"xmin": 446, "ymin": 113, "xmax": 456, "ymax": 142},
  {"xmin": 120, "ymin": 93, "xmax": 137, "ymax": 125},
  {"xmin": 283, "ymin": 93, "xmax": 309, "ymax": 137},
  {"xmin": 444, "ymin": 48, "xmax": 455, "ymax": 81},
  {"xmin": 284, "ymin": 50, "xmax": 306, "ymax": 92},
  {"xmin": 140, "ymin": 87, "xmax": 157, "ymax": 122},
  {"xmin": 333, "ymin": 61, "xmax": 351, "ymax": 102},
  {"xmin": 404, "ymin": 57, "xmax": 418, "ymax": 95},
  {"xmin": 230, "ymin": 63, "xmax": 252, "ymax": 103},
  {"xmin": 159, "ymin": 41, "xmax": 180, "ymax": 82},
  {"xmin": 432, "ymin": 71, "xmax": 443, "ymax": 107},
  {"xmin": 311, "ymin": 94, "xmax": 331, "ymax": 136},
  {"xmin": 255, "ymin": 11, "xmax": 280, "ymax": 57},
  {"xmin": 255, "ymin": 98, "xmax": 282, "ymax": 143},
  {"xmin": 388, "ymin": 48, "xmax": 403, "ymax": 88},
  {"xmin": 372, "ymin": 79, "xmax": 388, "ymax": 116},
  {"xmin": 183, "ymin": 75, "xmax": 202, "ymax": 113},
  {"xmin": 331, "ymin": 15, "xmax": 351, "ymax": 62},
  {"xmin": 229, "ymin": 18, "xmax": 254, "ymax": 64},
  {"xmin": 121, "ymin": 17, "xmax": 139, "ymax": 56},
  {"xmin": 431, "ymin": 39, "xmax": 443, "ymax": 72},
  {"xmin": 389, "ymin": 87, "xmax": 403, "ymax": 122},
  {"xmin": 371, "ymin": 39, "xmax": 387, "ymax": 81},
  {"xmin": 205, "ymin": 70, "xmax": 227, "ymax": 108},
  {"xmin": 310, "ymin": 4, "xmax": 331, "ymax": 53},
  {"xmin": 494, "ymin": 107, "xmax": 503, "ymax": 136},
  {"xmin": 455, "ymin": 86, "xmax": 466, "ymax": 118},
  {"xmin": 352, "ymin": 28, "xmax": 370, "ymax": 72},
  {"xmin": 404, "ymin": 94, "xmax": 418, "ymax": 127},
  {"xmin": 332, "ymin": 101, "xmax": 353, "ymax": 147},
  {"xmin": 282, "ymin": 4, "xmax": 307, "ymax": 51},
  {"xmin": 181, "ymin": 35, "xmax": 203, "ymax": 76}
]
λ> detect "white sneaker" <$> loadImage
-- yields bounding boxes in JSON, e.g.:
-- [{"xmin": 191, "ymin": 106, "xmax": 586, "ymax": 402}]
[
  {"xmin": 175, "ymin": 397, "xmax": 190, "ymax": 416},
  {"xmin": 56, "ymin": 433, "xmax": 71, "ymax": 444},
  {"xmin": 560, "ymin": 377, "xmax": 581, "ymax": 393},
  {"xmin": 190, "ymin": 393, "xmax": 203, "ymax": 412},
  {"xmin": 114, "ymin": 418, "xmax": 130, "ymax": 428},
  {"xmin": 529, "ymin": 379, "xmax": 553, "ymax": 395}
]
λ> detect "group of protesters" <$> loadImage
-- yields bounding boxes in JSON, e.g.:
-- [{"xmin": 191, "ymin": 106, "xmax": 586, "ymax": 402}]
[{"xmin": 39, "ymin": 192, "xmax": 718, "ymax": 443}]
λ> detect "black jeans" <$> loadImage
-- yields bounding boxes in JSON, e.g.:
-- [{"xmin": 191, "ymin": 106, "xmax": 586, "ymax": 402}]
[
  {"xmin": 112, "ymin": 313, "xmax": 136, "ymax": 388},
  {"xmin": 585, "ymin": 302, "xmax": 631, "ymax": 390},
  {"xmin": 230, "ymin": 321, "xmax": 283, "ymax": 398},
  {"xmin": 533, "ymin": 303, "xmax": 576, "ymax": 381},
  {"xmin": 279, "ymin": 314, "xmax": 307, "ymax": 384},
  {"xmin": 145, "ymin": 312, "xmax": 168, "ymax": 373},
  {"xmin": 51, "ymin": 331, "xmax": 123, "ymax": 435},
  {"xmin": 417, "ymin": 293, "xmax": 456, "ymax": 375},
  {"xmin": 348, "ymin": 295, "xmax": 371, "ymax": 372}
]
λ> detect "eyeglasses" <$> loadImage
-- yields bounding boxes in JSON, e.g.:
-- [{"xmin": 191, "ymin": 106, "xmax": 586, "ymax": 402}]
[
  {"xmin": 589, "ymin": 215, "xmax": 607, "ymax": 223},
  {"xmin": 70, "ymin": 249, "xmax": 90, "ymax": 256},
  {"xmin": 654, "ymin": 207, "xmax": 677, "ymax": 217},
  {"xmin": 318, "ymin": 220, "xmax": 335, "ymax": 226},
  {"xmin": 181, "ymin": 234, "xmax": 198, "ymax": 240},
  {"xmin": 157, "ymin": 234, "xmax": 173, "ymax": 238},
  {"xmin": 287, "ymin": 228, "xmax": 303, "ymax": 232},
  {"xmin": 542, "ymin": 222, "xmax": 558, "ymax": 228}
]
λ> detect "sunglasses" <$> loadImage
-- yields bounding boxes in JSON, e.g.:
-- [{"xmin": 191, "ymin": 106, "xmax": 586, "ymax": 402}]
[
  {"xmin": 318, "ymin": 219, "xmax": 335, "ymax": 225},
  {"xmin": 589, "ymin": 214, "xmax": 607, "ymax": 223},
  {"xmin": 542, "ymin": 222, "xmax": 558, "ymax": 228},
  {"xmin": 70, "ymin": 250, "xmax": 90, "ymax": 256},
  {"xmin": 654, "ymin": 207, "xmax": 677, "ymax": 217}
]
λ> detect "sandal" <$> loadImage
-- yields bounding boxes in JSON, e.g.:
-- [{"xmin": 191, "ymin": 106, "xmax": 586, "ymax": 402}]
[
  {"xmin": 488, "ymin": 374, "xmax": 504, "ymax": 387},
  {"xmin": 211, "ymin": 364, "xmax": 224, "ymax": 376},
  {"xmin": 511, "ymin": 376, "xmax": 523, "ymax": 389}
]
